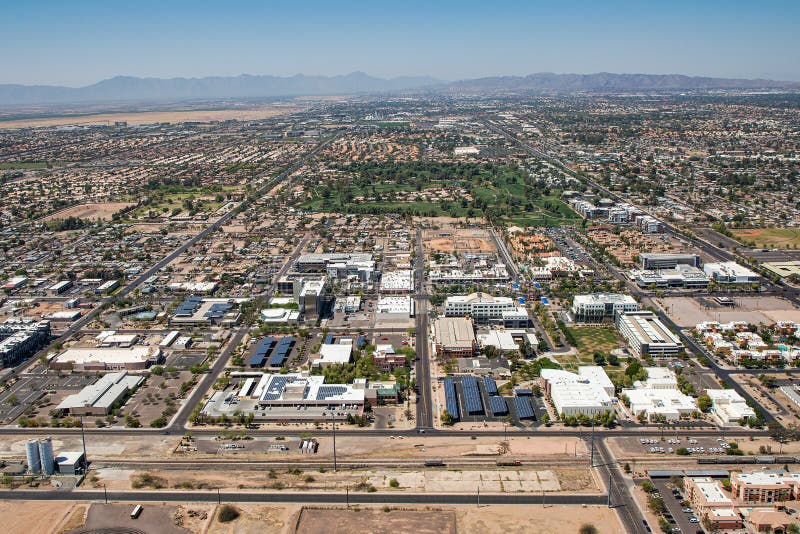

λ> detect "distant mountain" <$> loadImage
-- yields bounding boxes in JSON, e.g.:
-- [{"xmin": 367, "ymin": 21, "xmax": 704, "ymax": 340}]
[
  {"xmin": 0, "ymin": 72, "xmax": 442, "ymax": 106},
  {"xmin": 444, "ymin": 72, "xmax": 800, "ymax": 93},
  {"xmin": 0, "ymin": 71, "xmax": 798, "ymax": 106}
]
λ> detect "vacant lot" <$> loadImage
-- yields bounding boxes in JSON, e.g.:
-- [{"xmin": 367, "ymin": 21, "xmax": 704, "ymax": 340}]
[
  {"xmin": 44, "ymin": 202, "xmax": 135, "ymax": 222},
  {"xmin": 733, "ymin": 227, "xmax": 800, "ymax": 249},
  {"xmin": 296, "ymin": 507, "xmax": 456, "ymax": 534},
  {"xmin": 658, "ymin": 296, "xmax": 800, "ymax": 327},
  {"xmin": 565, "ymin": 326, "xmax": 620, "ymax": 359}
]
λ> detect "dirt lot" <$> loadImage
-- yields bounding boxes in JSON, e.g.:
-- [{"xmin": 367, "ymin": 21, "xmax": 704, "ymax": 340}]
[
  {"xmin": 0, "ymin": 106, "xmax": 300, "ymax": 129},
  {"xmin": 44, "ymin": 202, "xmax": 135, "ymax": 221},
  {"xmin": 296, "ymin": 507, "xmax": 456, "ymax": 534},
  {"xmin": 66, "ymin": 503, "xmax": 189, "ymax": 534},
  {"xmin": 657, "ymin": 295, "xmax": 800, "ymax": 328},
  {"xmin": 209, "ymin": 504, "xmax": 298, "ymax": 534},
  {"xmin": 0, "ymin": 501, "xmax": 87, "ymax": 534},
  {"xmin": 423, "ymin": 227, "xmax": 496, "ymax": 253}
]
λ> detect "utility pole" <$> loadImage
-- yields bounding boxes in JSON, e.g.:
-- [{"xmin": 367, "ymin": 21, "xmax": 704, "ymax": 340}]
[
  {"xmin": 103, "ymin": 483, "xmax": 108, "ymax": 504},
  {"xmin": 346, "ymin": 487, "xmax": 350, "ymax": 509},
  {"xmin": 332, "ymin": 413, "xmax": 338, "ymax": 472},
  {"xmin": 80, "ymin": 415, "xmax": 88, "ymax": 472},
  {"xmin": 590, "ymin": 422, "xmax": 595, "ymax": 467},
  {"xmin": 217, "ymin": 487, "xmax": 221, "ymax": 504},
  {"xmin": 477, "ymin": 485, "xmax": 480, "ymax": 508},
  {"xmin": 607, "ymin": 470, "xmax": 612, "ymax": 508}
]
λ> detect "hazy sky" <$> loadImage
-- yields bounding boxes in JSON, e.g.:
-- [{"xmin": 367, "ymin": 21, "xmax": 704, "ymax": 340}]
[{"xmin": 2, "ymin": 0, "xmax": 799, "ymax": 86}]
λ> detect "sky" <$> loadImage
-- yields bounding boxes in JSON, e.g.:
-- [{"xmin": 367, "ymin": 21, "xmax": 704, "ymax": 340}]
[{"xmin": 1, "ymin": 0, "xmax": 799, "ymax": 86}]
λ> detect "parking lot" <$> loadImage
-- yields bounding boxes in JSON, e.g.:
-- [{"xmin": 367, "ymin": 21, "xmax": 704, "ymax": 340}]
[
  {"xmin": 651, "ymin": 478, "xmax": 705, "ymax": 534},
  {"xmin": 618, "ymin": 435, "xmax": 737, "ymax": 458},
  {"xmin": 0, "ymin": 372, "xmax": 96, "ymax": 423},
  {"xmin": 448, "ymin": 375, "xmax": 547, "ymax": 425},
  {"xmin": 195, "ymin": 436, "xmax": 304, "ymax": 454}
]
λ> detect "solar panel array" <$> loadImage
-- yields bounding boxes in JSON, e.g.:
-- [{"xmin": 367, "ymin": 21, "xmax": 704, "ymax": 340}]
[
  {"xmin": 488, "ymin": 395, "xmax": 508, "ymax": 416},
  {"xmin": 316, "ymin": 385, "xmax": 348, "ymax": 400},
  {"xmin": 323, "ymin": 333, "xmax": 334, "ymax": 345},
  {"xmin": 443, "ymin": 378, "xmax": 460, "ymax": 421},
  {"xmin": 249, "ymin": 337, "xmax": 275, "ymax": 367},
  {"xmin": 204, "ymin": 301, "xmax": 232, "ymax": 319},
  {"xmin": 268, "ymin": 336, "xmax": 295, "ymax": 367},
  {"xmin": 261, "ymin": 376, "xmax": 289, "ymax": 401},
  {"xmin": 483, "ymin": 376, "xmax": 498, "ymax": 396},
  {"xmin": 513, "ymin": 396, "xmax": 534, "ymax": 419},
  {"xmin": 175, "ymin": 296, "xmax": 203, "ymax": 316},
  {"xmin": 461, "ymin": 376, "xmax": 484, "ymax": 415}
]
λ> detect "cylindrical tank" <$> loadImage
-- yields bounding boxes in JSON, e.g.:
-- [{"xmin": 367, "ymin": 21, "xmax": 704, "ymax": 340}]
[
  {"xmin": 25, "ymin": 439, "xmax": 40, "ymax": 474},
  {"xmin": 38, "ymin": 437, "xmax": 54, "ymax": 475}
]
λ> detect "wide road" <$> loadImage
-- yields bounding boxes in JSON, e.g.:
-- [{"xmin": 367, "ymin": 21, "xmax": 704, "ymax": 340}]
[
  {"xmin": 414, "ymin": 228, "xmax": 434, "ymax": 429},
  {"xmin": 594, "ymin": 437, "xmax": 648, "ymax": 534},
  {"xmin": 0, "ymin": 489, "xmax": 607, "ymax": 506}
]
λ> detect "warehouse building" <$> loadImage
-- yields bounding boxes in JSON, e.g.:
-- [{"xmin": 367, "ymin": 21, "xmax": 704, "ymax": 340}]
[
  {"xmin": 616, "ymin": 311, "xmax": 683, "ymax": 358},
  {"xmin": 541, "ymin": 367, "xmax": 614, "ymax": 417},
  {"xmin": 433, "ymin": 317, "xmax": 476, "ymax": 358},
  {"xmin": 571, "ymin": 293, "xmax": 639, "ymax": 323},
  {"xmin": 56, "ymin": 371, "xmax": 144, "ymax": 415}
]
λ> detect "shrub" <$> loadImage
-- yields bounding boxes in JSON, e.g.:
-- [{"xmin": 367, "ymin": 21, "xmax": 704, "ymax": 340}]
[
  {"xmin": 579, "ymin": 525, "xmax": 598, "ymax": 534},
  {"xmin": 217, "ymin": 504, "xmax": 240, "ymax": 523},
  {"xmin": 389, "ymin": 478, "xmax": 399, "ymax": 488}
]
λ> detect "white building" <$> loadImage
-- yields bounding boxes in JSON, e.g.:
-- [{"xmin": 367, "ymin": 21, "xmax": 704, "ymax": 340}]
[
  {"xmin": 56, "ymin": 371, "xmax": 144, "ymax": 415},
  {"xmin": 571, "ymin": 293, "xmax": 639, "ymax": 323},
  {"xmin": 616, "ymin": 311, "xmax": 683, "ymax": 358},
  {"xmin": 622, "ymin": 367, "xmax": 696, "ymax": 421},
  {"xmin": 444, "ymin": 292, "xmax": 517, "ymax": 323},
  {"xmin": 313, "ymin": 342, "xmax": 353, "ymax": 368},
  {"xmin": 706, "ymin": 389, "xmax": 756, "ymax": 426},
  {"xmin": 703, "ymin": 262, "xmax": 759, "ymax": 284},
  {"xmin": 375, "ymin": 296, "xmax": 415, "ymax": 319},
  {"xmin": 477, "ymin": 330, "xmax": 519, "ymax": 353},
  {"xmin": 541, "ymin": 367, "xmax": 614, "ymax": 417},
  {"xmin": 51, "ymin": 346, "xmax": 161, "ymax": 371},
  {"xmin": 380, "ymin": 270, "xmax": 414, "ymax": 294}
]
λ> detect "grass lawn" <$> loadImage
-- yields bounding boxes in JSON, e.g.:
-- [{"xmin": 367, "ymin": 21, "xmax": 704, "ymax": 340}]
[
  {"xmin": 565, "ymin": 326, "xmax": 621, "ymax": 359},
  {"xmin": 732, "ymin": 227, "xmax": 800, "ymax": 249}
]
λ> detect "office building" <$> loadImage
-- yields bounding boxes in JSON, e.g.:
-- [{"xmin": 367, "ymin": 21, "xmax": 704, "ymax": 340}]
[
  {"xmin": 571, "ymin": 293, "xmax": 639, "ymax": 323},
  {"xmin": 703, "ymin": 262, "xmax": 759, "ymax": 284},
  {"xmin": 51, "ymin": 346, "xmax": 161, "ymax": 371},
  {"xmin": 622, "ymin": 367, "xmax": 696, "ymax": 420},
  {"xmin": 56, "ymin": 371, "xmax": 144, "ymax": 415},
  {"xmin": 433, "ymin": 317, "xmax": 476, "ymax": 358},
  {"xmin": 616, "ymin": 311, "xmax": 683, "ymax": 358},
  {"xmin": 639, "ymin": 253, "xmax": 701, "ymax": 270},
  {"xmin": 541, "ymin": 367, "xmax": 614, "ymax": 417},
  {"xmin": 444, "ymin": 292, "xmax": 517, "ymax": 323},
  {"xmin": 706, "ymin": 389, "xmax": 756, "ymax": 426}
]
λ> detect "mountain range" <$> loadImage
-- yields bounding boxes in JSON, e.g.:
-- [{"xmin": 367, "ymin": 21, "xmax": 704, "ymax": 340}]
[{"xmin": 1, "ymin": 71, "xmax": 798, "ymax": 106}]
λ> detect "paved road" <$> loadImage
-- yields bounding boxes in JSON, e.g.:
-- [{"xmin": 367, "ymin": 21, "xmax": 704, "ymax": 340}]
[
  {"xmin": 0, "ymin": 488, "xmax": 608, "ymax": 506},
  {"xmin": 414, "ymin": 228, "xmax": 434, "ymax": 429}
]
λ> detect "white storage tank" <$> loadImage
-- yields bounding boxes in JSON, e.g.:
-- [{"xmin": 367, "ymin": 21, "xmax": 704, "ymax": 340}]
[
  {"xmin": 25, "ymin": 439, "xmax": 40, "ymax": 474},
  {"xmin": 38, "ymin": 437, "xmax": 55, "ymax": 475}
]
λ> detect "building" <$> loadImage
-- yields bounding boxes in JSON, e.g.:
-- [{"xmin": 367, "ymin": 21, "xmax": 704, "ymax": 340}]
[
  {"xmin": 296, "ymin": 279, "xmax": 327, "ymax": 319},
  {"xmin": 622, "ymin": 367, "xmax": 696, "ymax": 421},
  {"xmin": 294, "ymin": 252, "xmax": 373, "ymax": 272},
  {"xmin": 95, "ymin": 279, "xmax": 120, "ymax": 294},
  {"xmin": 571, "ymin": 293, "xmax": 639, "ymax": 323},
  {"xmin": 456, "ymin": 356, "xmax": 511, "ymax": 376},
  {"xmin": 541, "ymin": 367, "xmax": 614, "ymax": 417},
  {"xmin": 0, "ymin": 318, "xmax": 50, "ymax": 368},
  {"xmin": 762, "ymin": 260, "xmax": 800, "ymax": 279},
  {"xmin": 47, "ymin": 280, "xmax": 72, "ymax": 296},
  {"xmin": 730, "ymin": 471, "xmax": 800, "ymax": 504},
  {"xmin": 375, "ymin": 296, "xmax": 415, "ymax": 320},
  {"xmin": 747, "ymin": 509, "xmax": 796, "ymax": 533},
  {"xmin": 703, "ymin": 262, "xmax": 760, "ymax": 284},
  {"xmin": 477, "ymin": 330, "xmax": 519, "ymax": 353},
  {"xmin": 683, "ymin": 477, "xmax": 742, "ymax": 530},
  {"xmin": 706, "ymin": 389, "xmax": 756, "ymax": 426},
  {"xmin": 170, "ymin": 297, "xmax": 241, "ymax": 326},
  {"xmin": 528, "ymin": 256, "xmax": 579, "ymax": 281},
  {"xmin": 616, "ymin": 311, "xmax": 683, "ymax": 358},
  {"xmin": 380, "ymin": 270, "xmax": 414, "ymax": 294},
  {"xmin": 54, "ymin": 451, "xmax": 86, "ymax": 475},
  {"xmin": 313, "ymin": 342, "xmax": 353, "ymax": 368},
  {"xmin": 51, "ymin": 346, "xmax": 161, "ymax": 371},
  {"xmin": 444, "ymin": 292, "xmax": 517, "ymax": 323},
  {"xmin": 201, "ymin": 372, "xmax": 365, "ymax": 422},
  {"xmin": 433, "ymin": 317, "xmax": 476, "ymax": 358},
  {"xmin": 56, "ymin": 371, "xmax": 144, "ymax": 415},
  {"xmin": 259, "ymin": 307, "xmax": 300, "ymax": 324},
  {"xmin": 3, "ymin": 276, "xmax": 28, "ymax": 291},
  {"xmin": 373, "ymin": 344, "xmax": 406, "ymax": 371},
  {"xmin": 502, "ymin": 308, "xmax": 530, "ymax": 328},
  {"xmin": 639, "ymin": 253, "xmax": 701, "ymax": 270},
  {"xmin": 633, "ymin": 264, "xmax": 709, "ymax": 289}
]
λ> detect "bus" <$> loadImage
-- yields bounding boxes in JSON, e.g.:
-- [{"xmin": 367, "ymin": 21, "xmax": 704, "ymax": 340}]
[{"xmin": 130, "ymin": 505, "xmax": 143, "ymax": 519}]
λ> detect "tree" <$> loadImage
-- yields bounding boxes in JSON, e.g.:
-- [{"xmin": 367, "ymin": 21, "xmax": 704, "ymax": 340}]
[{"xmin": 697, "ymin": 394, "xmax": 712, "ymax": 413}]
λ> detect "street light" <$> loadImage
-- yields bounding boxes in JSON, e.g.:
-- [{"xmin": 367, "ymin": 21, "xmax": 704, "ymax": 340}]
[{"xmin": 331, "ymin": 412, "xmax": 338, "ymax": 472}]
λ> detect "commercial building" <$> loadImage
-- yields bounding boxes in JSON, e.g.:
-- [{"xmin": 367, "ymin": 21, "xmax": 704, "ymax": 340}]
[
  {"xmin": 56, "ymin": 371, "xmax": 143, "ymax": 416},
  {"xmin": 706, "ymin": 389, "xmax": 756, "ymax": 426},
  {"xmin": 477, "ymin": 330, "xmax": 519, "ymax": 353},
  {"xmin": 444, "ymin": 292, "xmax": 517, "ymax": 323},
  {"xmin": 433, "ymin": 317, "xmax": 476, "ymax": 358},
  {"xmin": 294, "ymin": 252, "xmax": 372, "ymax": 272},
  {"xmin": 259, "ymin": 307, "xmax": 300, "ymax": 324},
  {"xmin": 762, "ymin": 260, "xmax": 800, "ymax": 279},
  {"xmin": 296, "ymin": 278, "xmax": 327, "ymax": 319},
  {"xmin": 95, "ymin": 279, "xmax": 120, "ymax": 294},
  {"xmin": 201, "ymin": 372, "xmax": 365, "ymax": 422},
  {"xmin": 3, "ymin": 276, "xmax": 28, "ymax": 291},
  {"xmin": 541, "ymin": 367, "xmax": 614, "ymax": 417},
  {"xmin": 54, "ymin": 451, "xmax": 86, "ymax": 475},
  {"xmin": 47, "ymin": 280, "xmax": 72, "ymax": 296},
  {"xmin": 528, "ymin": 256, "xmax": 579, "ymax": 281},
  {"xmin": 703, "ymin": 262, "xmax": 760, "ymax": 284},
  {"xmin": 375, "ymin": 296, "xmax": 415, "ymax": 320},
  {"xmin": 0, "ymin": 318, "xmax": 51, "ymax": 368},
  {"xmin": 616, "ymin": 311, "xmax": 683, "ymax": 358},
  {"xmin": 683, "ymin": 477, "xmax": 742, "ymax": 530},
  {"xmin": 373, "ymin": 344, "xmax": 406, "ymax": 371},
  {"xmin": 170, "ymin": 296, "xmax": 241, "ymax": 326},
  {"xmin": 621, "ymin": 367, "xmax": 696, "ymax": 421},
  {"xmin": 380, "ymin": 270, "xmax": 414, "ymax": 294},
  {"xmin": 639, "ymin": 253, "xmax": 701, "ymax": 270},
  {"xmin": 571, "ymin": 293, "xmax": 639, "ymax": 323},
  {"xmin": 313, "ymin": 342, "xmax": 353, "ymax": 368},
  {"xmin": 51, "ymin": 346, "xmax": 161, "ymax": 371},
  {"xmin": 633, "ymin": 264, "xmax": 709, "ymax": 289},
  {"xmin": 730, "ymin": 471, "xmax": 800, "ymax": 503}
]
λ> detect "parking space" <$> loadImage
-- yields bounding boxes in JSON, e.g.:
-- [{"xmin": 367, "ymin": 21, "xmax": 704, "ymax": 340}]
[
  {"xmin": 624, "ymin": 435, "xmax": 735, "ymax": 458},
  {"xmin": 194, "ymin": 436, "xmax": 303, "ymax": 454},
  {"xmin": 651, "ymin": 479, "xmax": 704, "ymax": 534},
  {"xmin": 0, "ymin": 372, "xmax": 97, "ymax": 423}
]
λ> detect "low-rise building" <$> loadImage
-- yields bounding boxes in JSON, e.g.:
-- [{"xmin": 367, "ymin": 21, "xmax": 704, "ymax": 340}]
[
  {"xmin": 703, "ymin": 262, "xmax": 759, "ymax": 284},
  {"xmin": 639, "ymin": 253, "xmax": 701, "ymax": 270},
  {"xmin": 683, "ymin": 477, "xmax": 742, "ymax": 530},
  {"xmin": 633, "ymin": 264, "xmax": 709, "ymax": 289},
  {"xmin": 433, "ymin": 317, "xmax": 476, "ymax": 358},
  {"xmin": 571, "ymin": 293, "xmax": 639, "ymax": 323},
  {"xmin": 622, "ymin": 367, "xmax": 696, "ymax": 421},
  {"xmin": 372, "ymin": 344, "xmax": 406, "ymax": 371},
  {"xmin": 444, "ymin": 292, "xmax": 517, "ymax": 323},
  {"xmin": 616, "ymin": 311, "xmax": 683, "ymax": 358},
  {"xmin": 56, "ymin": 371, "xmax": 144, "ymax": 415},
  {"xmin": 51, "ymin": 346, "xmax": 161, "ymax": 371},
  {"xmin": 541, "ymin": 367, "xmax": 614, "ymax": 417},
  {"xmin": 706, "ymin": 389, "xmax": 756, "ymax": 426},
  {"xmin": 730, "ymin": 471, "xmax": 800, "ymax": 504},
  {"xmin": 380, "ymin": 270, "xmax": 414, "ymax": 294},
  {"xmin": 0, "ymin": 318, "xmax": 51, "ymax": 368},
  {"xmin": 313, "ymin": 342, "xmax": 353, "ymax": 368}
]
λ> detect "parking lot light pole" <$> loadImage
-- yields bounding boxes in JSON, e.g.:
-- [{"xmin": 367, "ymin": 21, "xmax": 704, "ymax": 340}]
[{"xmin": 331, "ymin": 413, "xmax": 338, "ymax": 472}]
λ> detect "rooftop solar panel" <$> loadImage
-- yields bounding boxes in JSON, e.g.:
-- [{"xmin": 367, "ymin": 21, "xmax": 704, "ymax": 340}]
[
  {"xmin": 513, "ymin": 397, "xmax": 534, "ymax": 419},
  {"xmin": 488, "ymin": 396, "xmax": 507, "ymax": 416},
  {"xmin": 316, "ymin": 386, "xmax": 348, "ymax": 400},
  {"xmin": 483, "ymin": 376, "xmax": 498, "ymax": 396}
]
